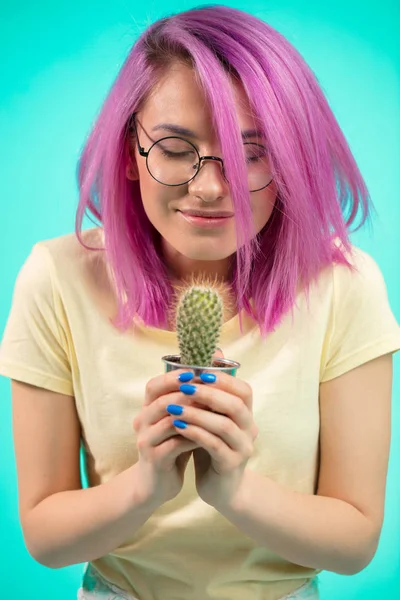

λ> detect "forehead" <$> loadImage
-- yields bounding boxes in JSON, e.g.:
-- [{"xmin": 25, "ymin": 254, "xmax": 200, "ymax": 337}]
[{"xmin": 139, "ymin": 62, "xmax": 253, "ymax": 130}]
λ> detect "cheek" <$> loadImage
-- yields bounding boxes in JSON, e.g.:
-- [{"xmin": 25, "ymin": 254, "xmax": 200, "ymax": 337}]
[
  {"xmin": 138, "ymin": 166, "xmax": 157, "ymax": 198},
  {"xmin": 252, "ymin": 189, "xmax": 277, "ymax": 228},
  {"xmin": 138, "ymin": 171, "xmax": 177, "ymax": 220}
]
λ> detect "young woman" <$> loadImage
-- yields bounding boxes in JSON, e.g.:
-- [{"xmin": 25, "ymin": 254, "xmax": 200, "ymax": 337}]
[{"xmin": 1, "ymin": 5, "xmax": 399, "ymax": 600}]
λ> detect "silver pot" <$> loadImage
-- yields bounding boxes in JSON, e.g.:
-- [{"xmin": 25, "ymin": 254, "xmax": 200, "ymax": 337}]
[{"xmin": 161, "ymin": 354, "xmax": 241, "ymax": 378}]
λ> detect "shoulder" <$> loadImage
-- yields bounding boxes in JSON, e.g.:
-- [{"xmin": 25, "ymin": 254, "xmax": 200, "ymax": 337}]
[
  {"xmin": 15, "ymin": 227, "xmax": 106, "ymax": 299},
  {"xmin": 34, "ymin": 227, "xmax": 105, "ymax": 281},
  {"xmin": 329, "ymin": 239, "xmax": 387, "ymax": 301},
  {"xmin": 309, "ymin": 239, "xmax": 385, "ymax": 309},
  {"xmin": 36, "ymin": 227, "xmax": 104, "ymax": 267}
]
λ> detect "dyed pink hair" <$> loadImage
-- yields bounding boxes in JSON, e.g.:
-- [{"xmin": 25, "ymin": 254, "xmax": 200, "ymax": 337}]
[{"xmin": 76, "ymin": 4, "xmax": 374, "ymax": 337}]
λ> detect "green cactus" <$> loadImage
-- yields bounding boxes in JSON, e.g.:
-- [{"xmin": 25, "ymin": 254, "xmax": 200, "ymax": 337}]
[{"xmin": 170, "ymin": 274, "xmax": 234, "ymax": 367}]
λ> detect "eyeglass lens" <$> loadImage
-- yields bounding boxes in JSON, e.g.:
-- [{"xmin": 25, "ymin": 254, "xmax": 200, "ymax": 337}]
[{"xmin": 146, "ymin": 137, "xmax": 272, "ymax": 191}]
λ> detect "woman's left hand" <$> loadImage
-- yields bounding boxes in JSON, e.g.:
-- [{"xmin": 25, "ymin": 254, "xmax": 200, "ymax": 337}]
[{"xmin": 167, "ymin": 350, "xmax": 258, "ymax": 509}]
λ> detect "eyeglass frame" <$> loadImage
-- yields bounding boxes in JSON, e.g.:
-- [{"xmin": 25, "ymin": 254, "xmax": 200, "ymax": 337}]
[{"xmin": 128, "ymin": 113, "xmax": 273, "ymax": 193}]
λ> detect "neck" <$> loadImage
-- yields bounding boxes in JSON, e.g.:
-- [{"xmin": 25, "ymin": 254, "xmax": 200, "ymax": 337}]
[{"xmin": 162, "ymin": 242, "xmax": 234, "ymax": 287}]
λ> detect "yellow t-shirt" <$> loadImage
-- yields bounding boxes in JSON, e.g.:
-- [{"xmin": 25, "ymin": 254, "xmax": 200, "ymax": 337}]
[{"xmin": 1, "ymin": 227, "xmax": 400, "ymax": 600}]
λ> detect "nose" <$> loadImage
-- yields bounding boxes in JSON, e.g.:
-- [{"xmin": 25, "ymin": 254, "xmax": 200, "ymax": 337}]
[{"xmin": 188, "ymin": 157, "xmax": 228, "ymax": 201}]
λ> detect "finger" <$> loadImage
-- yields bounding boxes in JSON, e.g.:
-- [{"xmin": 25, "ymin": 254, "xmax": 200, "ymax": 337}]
[
  {"xmin": 140, "ymin": 391, "xmax": 195, "ymax": 429},
  {"xmin": 171, "ymin": 406, "xmax": 245, "ymax": 451},
  {"xmin": 144, "ymin": 369, "xmax": 195, "ymax": 407},
  {"xmin": 185, "ymin": 386, "xmax": 252, "ymax": 430},
  {"xmin": 157, "ymin": 437, "xmax": 199, "ymax": 470},
  {"xmin": 173, "ymin": 424, "xmax": 237, "ymax": 472},
  {"xmin": 197, "ymin": 371, "xmax": 253, "ymax": 411},
  {"xmin": 133, "ymin": 392, "xmax": 193, "ymax": 433},
  {"xmin": 137, "ymin": 416, "xmax": 199, "ymax": 466},
  {"xmin": 137, "ymin": 415, "xmax": 177, "ymax": 448}
]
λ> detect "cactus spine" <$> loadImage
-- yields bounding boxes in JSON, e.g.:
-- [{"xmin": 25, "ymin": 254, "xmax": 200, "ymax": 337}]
[{"xmin": 170, "ymin": 274, "xmax": 234, "ymax": 367}]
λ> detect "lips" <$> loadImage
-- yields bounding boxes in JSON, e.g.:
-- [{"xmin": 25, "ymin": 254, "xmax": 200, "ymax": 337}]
[
  {"xmin": 178, "ymin": 211, "xmax": 233, "ymax": 229},
  {"xmin": 179, "ymin": 210, "xmax": 234, "ymax": 218}
]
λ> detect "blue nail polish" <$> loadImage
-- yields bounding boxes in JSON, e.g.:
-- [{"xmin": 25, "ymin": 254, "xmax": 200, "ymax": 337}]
[
  {"xmin": 179, "ymin": 383, "xmax": 197, "ymax": 395},
  {"xmin": 167, "ymin": 404, "xmax": 184, "ymax": 416},
  {"xmin": 173, "ymin": 419, "xmax": 188, "ymax": 429},
  {"xmin": 200, "ymin": 373, "xmax": 216, "ymax": 383},
  {"xmin": 178, "ymin": 372, "xmax": 194, "ymax": 383}
]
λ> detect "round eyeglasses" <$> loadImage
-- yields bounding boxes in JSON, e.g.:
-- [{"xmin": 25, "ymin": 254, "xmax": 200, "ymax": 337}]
[{"xmin": 129, "ymin": 117, "xmax": 273, "ymax": 193}]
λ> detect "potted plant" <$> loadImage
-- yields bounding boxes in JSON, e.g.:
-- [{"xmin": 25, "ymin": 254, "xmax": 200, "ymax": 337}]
[{"xmin": 162, "ymin": 274, "xmax": 241, "ymax": 378}]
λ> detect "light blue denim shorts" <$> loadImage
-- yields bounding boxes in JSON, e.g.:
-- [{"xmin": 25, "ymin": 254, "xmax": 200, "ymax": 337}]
[{"xmin": 78, "ymin": 563, "xmax": 320, "ymax": 600}]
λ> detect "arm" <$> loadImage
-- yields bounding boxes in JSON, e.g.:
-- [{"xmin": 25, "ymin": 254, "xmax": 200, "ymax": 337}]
[
  {"xmin": 12, "ymin": 381, "xmax": 158, "ymax": 569},
  {"xmin": 216, "ymin": 353, "xmax": 392, "ymax": 575}
]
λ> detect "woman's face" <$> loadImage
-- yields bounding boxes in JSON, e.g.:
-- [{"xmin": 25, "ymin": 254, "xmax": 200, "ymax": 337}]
[{"xmin": 127, "ymin": 62, "xmax": 277, "ymax": 281}]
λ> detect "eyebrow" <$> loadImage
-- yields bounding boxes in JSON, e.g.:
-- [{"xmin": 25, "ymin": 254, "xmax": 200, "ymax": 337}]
[{"xmin": 151, "ymin": 123, "xmax": 264, "ymax": 141}]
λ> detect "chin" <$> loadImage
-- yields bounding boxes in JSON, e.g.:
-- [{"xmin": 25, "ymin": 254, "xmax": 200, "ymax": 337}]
[{"xmin": 177, "ymin": 246, "xmax": 234, "ymax": 261}]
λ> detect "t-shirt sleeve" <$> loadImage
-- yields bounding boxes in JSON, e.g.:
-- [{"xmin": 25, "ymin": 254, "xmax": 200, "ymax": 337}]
[
  {"xmin": 320, "ymin": 248, "xmax": 400, "ymax": 382},
  {"xmin": 0, "ymin": 243, "xmax": 74, "ymax": 396}
]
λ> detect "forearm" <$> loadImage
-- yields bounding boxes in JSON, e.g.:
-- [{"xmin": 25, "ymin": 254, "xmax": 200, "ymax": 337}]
[
  {"xmin": 23, "ymin": 464, "xmax": 159, "ymax": 569},
  {"xmin": 218, "ymin": 469, "xmax": 379, "ymax": 575}
]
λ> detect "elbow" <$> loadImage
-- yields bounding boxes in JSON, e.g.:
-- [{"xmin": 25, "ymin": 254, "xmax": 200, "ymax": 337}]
[
  {"xmin": 343, "ymin": 550, "xmax": 378, "ymax": 576},
  {"xmin": 22, "ymin": 510, "xmax": 70, "ymax": 569},
  {"xmin": 23, "ymin": 528, "xmax": 68, "ymax": 570},
  {"xmin": 334, "ymin": 529, "xmax": 380, "ymax": 576},
  {"xmin": 28, "ymin": 545, "xmax": 76, "ymax": 570},
  {"xmin": 337, "ymin": 559, "xmax": 372, "ymax": 576},
  {"xmin": 25, "ymin": 539, "xmax": 66, "ymax": 570},
  {"xmin": 337, "ymin": 554, "xmax": 375, "ymax": 576},
  {"xmin": 31, "ymin": 552, "xmax": 64, "ymax": 570}
]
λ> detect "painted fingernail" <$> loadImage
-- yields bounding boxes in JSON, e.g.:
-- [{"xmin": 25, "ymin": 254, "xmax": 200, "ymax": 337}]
[
  {"xmin": 178, "ymin": 372, "xmax": 194, "ymax": 382},
  {"xmin": 173, "ymin": 419, "xmax": 188, "ymax": 429},
  {"xmin": 179, "ymin": 383, "xmax": 197, "ymax": 395},
  {"xmin": 200, "ymin": 373, "xmax": 216, "ymax": 383},
  {"xmin": 167, "ymin": 404, "xmax": 184, "ymax": 416}
]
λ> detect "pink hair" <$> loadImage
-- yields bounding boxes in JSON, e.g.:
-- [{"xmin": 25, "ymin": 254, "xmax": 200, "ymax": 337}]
[{"xmin": 75, "ymin": 4, "xmax": 374, "ymax": 337}]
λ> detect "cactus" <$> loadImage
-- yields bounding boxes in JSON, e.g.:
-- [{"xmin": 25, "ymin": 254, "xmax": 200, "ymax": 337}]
[{"xmin": 169, "ymin": 273, "xmax": 235, "ymax": 367}]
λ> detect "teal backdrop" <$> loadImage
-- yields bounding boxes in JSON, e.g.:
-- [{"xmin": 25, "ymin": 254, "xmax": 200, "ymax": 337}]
[{"xmin": 0, "ymin": 1, "xmax": 399, "ymax": 598}]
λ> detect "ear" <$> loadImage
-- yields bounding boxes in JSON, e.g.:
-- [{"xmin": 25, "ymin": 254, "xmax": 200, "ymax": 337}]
[{"xmin": 126, "ymin": 160, "xmax": 139, "ymax": 181}]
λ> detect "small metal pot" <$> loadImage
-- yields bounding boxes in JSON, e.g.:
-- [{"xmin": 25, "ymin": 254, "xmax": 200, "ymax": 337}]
[{"xmin": 162, "ymin": 354, "xmax": 241, "ymax": 378}]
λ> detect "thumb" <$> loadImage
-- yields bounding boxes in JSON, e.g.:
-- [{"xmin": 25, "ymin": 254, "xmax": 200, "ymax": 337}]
[
  {"xmin": 212, "ymin": 347, "xmax": 225, "ymax": 360},
  {"xmin": 176, "ymin": 448, "xmax": 196, "ymax": 473}
]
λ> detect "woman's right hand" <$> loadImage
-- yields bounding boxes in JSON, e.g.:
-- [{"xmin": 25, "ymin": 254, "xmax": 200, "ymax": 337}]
[{"xmin": 132, "ymin": 369, "xmax": 199, "ymax": 507}]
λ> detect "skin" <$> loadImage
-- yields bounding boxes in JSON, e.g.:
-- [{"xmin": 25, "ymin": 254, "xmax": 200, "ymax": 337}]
[{"xmin": 126, "ymin": 61, "xmax": 278, "ymax": 285}]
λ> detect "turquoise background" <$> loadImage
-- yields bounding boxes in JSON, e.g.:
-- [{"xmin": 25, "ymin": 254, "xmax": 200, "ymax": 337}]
[{"xmin": 0, "ymin": 1, "xmax": 399, "ymax": 598}]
